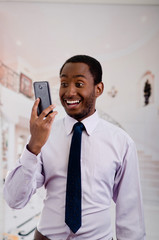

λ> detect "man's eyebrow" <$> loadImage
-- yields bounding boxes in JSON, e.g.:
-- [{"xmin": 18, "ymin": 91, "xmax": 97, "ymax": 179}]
[
  {"xmin": 60, "ymin": 74, "xmax": 86, "ymax": 79},
  {"xmin": 73, "ymin": 74, "xmax": 86, "ymax": 79}
]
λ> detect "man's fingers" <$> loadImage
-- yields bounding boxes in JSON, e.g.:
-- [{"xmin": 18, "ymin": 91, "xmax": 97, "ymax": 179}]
[
  {"xmin": 44, "ymin": 111, "xmax": 58, "ymax": 124},
  {"xmin": 39, "ymin": 104, "xmax": 56, "ymax": 120},
  {"xmin": 31, "ymin": 100, "xmax": 56, "ymax": 123},
  {"xmin": 31, "ymin": 98, "xmax": 40, "ymax": 120}
]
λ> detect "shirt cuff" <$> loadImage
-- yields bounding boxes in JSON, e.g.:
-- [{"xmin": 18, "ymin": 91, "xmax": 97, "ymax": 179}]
[{"xmin": 20, "ymin": 145, "xmax": 41, "ymax": 172}]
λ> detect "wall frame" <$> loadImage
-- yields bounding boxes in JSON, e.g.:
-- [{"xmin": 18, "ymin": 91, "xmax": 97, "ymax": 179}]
[{"xmin": 19, "ymin": 73, "xmax": 33, "ymax": 98}]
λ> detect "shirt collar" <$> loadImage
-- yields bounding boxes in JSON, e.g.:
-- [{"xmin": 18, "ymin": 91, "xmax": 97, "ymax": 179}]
[{"xmin": 64, "ymin": 111, "xmax": 99, "ymax": 136}]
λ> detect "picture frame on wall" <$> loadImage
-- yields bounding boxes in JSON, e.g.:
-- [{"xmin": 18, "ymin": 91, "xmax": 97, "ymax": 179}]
[{"xmin": 19, "ymin": 73, "xmax": 33, "ymax": 98}]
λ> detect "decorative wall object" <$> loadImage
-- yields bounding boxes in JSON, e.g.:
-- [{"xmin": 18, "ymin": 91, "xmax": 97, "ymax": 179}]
[
  {"xmin": 107, "ymin": 86, "xmax": 118, "ymax": 98},
  {"xmin": 0, "ymin": 61, "xmax": 19, "ymax": 92},
  {"xmin": 141, "ymin": 71, "xmax": 154, "ymax": 106},
  {"xmin": 19, "ymin": 73, "xmax": 33, "ymax": 98}
]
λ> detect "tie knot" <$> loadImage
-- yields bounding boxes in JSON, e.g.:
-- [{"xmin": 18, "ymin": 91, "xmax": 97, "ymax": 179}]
[{"xmin": 73, "ymin": 122, "xmax": 85, "ymax": 132}]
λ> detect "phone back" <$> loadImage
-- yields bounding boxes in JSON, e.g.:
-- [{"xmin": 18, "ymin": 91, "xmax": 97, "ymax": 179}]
[{"xmin": 33, "ymin": 81, "xmax": 52, "ymax": 116}]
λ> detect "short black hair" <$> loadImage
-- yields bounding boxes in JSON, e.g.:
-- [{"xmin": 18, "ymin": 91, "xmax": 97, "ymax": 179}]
[{"xmin": 59, "ymin": 55, "xmax": 102, "ymax": 85}]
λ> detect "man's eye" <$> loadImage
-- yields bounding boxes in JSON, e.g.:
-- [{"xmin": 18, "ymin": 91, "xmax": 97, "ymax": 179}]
[
  {"xmin": 61, "ymin": 82, "xmax": 68, "ymax": 87},
  {"xmin": 76, "ymin": 82, "xmax": 84, "ymax": 87}
]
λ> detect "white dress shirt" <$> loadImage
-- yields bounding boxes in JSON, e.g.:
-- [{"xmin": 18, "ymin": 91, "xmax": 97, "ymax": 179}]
[{"xmin": 3, "ymin": 111, "xmax": 146, "ymax": 240}]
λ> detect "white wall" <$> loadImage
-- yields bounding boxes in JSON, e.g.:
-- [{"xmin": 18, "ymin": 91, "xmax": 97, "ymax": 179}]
[{"xmin": 97, "ymin": 31, "xmax": 159, "ymax": 159}]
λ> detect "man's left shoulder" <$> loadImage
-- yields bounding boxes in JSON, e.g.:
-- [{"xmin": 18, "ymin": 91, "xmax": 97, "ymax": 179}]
[{"xmin": 99, "ymin": 118, "xmax": 134, "ymax": 144}]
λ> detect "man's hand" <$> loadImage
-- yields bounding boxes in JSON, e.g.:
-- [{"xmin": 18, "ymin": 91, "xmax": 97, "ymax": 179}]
[{"xmin": 28, "ymin": 98, "xmax": 58, "ymax": 155}]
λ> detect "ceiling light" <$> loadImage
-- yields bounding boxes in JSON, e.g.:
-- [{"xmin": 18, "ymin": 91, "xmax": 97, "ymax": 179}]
[{"xmin": 16, "ymin": 40, "xmax": 22, "ymax": 46}]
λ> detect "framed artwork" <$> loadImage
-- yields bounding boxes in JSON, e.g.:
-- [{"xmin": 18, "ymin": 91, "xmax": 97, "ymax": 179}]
[{"xmin": 19, "ymin": 73, "xmax": 33, "ymax": 98}]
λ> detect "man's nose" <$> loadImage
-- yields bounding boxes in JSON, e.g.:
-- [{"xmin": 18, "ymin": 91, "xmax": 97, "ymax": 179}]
[{"xmin": 66, "ymin": 84, "xmax": 76, "ymax": 97}]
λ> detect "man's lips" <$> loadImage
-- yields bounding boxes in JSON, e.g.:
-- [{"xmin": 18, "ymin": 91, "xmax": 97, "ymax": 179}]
[
  {"xmin": 65, "ymin": 100, "xmax": 80, "ymax": 105},
  {"xmin": 64, "ymin": 99, "xmax": 81, "ymax": 108}
]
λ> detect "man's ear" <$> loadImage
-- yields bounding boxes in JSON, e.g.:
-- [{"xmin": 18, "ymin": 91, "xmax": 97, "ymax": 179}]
[{"xmin": 95, "ymin": 82, "xmax": 104, "ymax": 98}]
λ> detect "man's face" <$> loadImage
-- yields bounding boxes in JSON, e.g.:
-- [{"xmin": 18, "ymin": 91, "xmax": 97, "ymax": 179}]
[{"xmin": 59, "ymin": 62, "xmax": 97, "ymax": 121}]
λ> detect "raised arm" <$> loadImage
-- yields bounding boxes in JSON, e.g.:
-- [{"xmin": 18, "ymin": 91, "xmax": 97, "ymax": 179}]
[{"xmin": 3, "ymin": 99, "xmax": 57, "ymax": 209}]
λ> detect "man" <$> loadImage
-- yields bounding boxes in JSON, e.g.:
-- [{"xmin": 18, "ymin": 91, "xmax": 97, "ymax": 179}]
[{"xmin": 3, "ymin": 55, "xmax": 145, "ymax": 240}]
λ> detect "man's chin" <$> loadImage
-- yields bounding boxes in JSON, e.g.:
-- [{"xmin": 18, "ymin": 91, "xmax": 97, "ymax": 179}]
[
  {"xmin": 66, "ymin": 110, "xmax": 89, "ymax": 121},
  {"xmin": 67, "ymin": 112, "xmax": 82, "ymax": 121},
  {"xmin": 63, "ymin": 108, "xmax": 83, "ymax": 120}
]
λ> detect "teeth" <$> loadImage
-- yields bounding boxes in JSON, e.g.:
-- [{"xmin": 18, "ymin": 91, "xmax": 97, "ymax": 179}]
[{"xmin": 66, "ymin": 100, "xmax": 80, "ymax": 104}]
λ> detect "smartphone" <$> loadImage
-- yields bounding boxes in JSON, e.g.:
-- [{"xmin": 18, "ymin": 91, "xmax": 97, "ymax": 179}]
[{"xmin": 33, "ymin": 81, "xmax": 53, "ymax": 116}]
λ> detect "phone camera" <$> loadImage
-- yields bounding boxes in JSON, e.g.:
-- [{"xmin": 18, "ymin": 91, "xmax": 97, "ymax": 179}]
[{"xmin": 39, "ymin": 85, "xmax": 43, "ymax": 89}]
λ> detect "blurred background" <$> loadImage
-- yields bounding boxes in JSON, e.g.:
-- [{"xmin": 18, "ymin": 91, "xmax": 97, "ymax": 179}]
[{"xmin": 0, "ymin": 0, "xmax": 159, "ymax": 239}]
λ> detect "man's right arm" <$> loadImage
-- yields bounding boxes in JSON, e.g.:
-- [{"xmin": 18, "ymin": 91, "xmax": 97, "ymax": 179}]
[
  {"xmin": 3, "ymin": 146, "xmax": 44, "ymax": 209},
  {"xmin": 3, "ymin": 99, "xmax": 57, "ymax": 209}
]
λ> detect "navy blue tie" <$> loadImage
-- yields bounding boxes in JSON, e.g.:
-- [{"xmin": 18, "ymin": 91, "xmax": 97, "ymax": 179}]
[{"xmin": 65, "ymin": 122, "xmax": 85, "ymax": 233}]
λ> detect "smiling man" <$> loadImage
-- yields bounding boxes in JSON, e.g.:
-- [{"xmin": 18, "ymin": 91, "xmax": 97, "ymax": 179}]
[
  {"xmin": 3, "ymin": 55, "xmax": 145, "ymax": 240},
  {"xmin": 59, "ymin": 60, "xmax": 103, "ymax": 121}
]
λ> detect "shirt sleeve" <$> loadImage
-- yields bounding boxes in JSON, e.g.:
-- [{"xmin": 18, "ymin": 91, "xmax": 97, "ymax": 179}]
[
  {"xmin": 3, "ymin": 145, "xmax": 45, "ymax": 209},
  {"xmin": 113, "ymin": 141, "xmax": 146, "ymax": 240}
]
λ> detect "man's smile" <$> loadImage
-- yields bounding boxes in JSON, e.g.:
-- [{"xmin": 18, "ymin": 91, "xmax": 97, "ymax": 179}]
[{"xmin": 64, "ymin": 99, "xmax": 81, "ymax": 107}]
